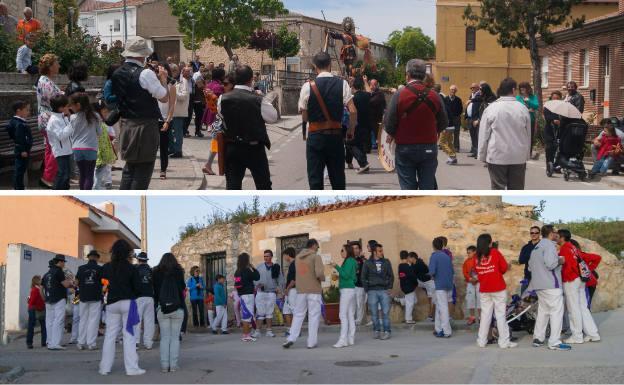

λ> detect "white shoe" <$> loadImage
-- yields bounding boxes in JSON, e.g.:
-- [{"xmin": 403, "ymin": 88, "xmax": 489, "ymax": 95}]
[
  {"xmin": 583, "ymin": 335, "xmax": 601, "ymax": 343},
  {"xmin": 99, "ymin": 371, "xmax": 110, "ymax": 376},
  {"xmin": 477, "ymin": 343, "xmax": 487, "ymax": 348},
  {"xmin": 333, "ymin": 341, "xmax": 348, "ymax": 348},
  {"xmin": 405, "ymin": 320, "xmax": 416, "ymax": 324},
  {"xmin": 502, "ymin": 342, "xmax": 518, "ymax": 349},
  {"xmin": 76, "ymin": 344, "xmax": 84, "ymax": 350},
  {"xmin": 126, "ymin": 368, "xmax": 146, "ymax": 376},
  {"xmin": 250, "ymin": 330, "xmax": 260, "ymax": 338},
  {"xmin": 563, "ymin": 338, "xmax": 584, "ymax": 344},
  {"xmin": 265, "ymin": 330, "xmax": 275, "ymax": 338},
  {"xmin": 365, "ymin": 321, "xmax": 373, "ymax": 327},
  {"xmin": 348, "ymin": 339, "xmax": 355, "ymax": 346}
]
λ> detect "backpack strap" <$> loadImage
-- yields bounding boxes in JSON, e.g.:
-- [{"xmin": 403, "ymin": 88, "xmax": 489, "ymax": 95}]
[
  {"xmin": 308, "ymin": 80, "xmax": 342, "ymax": 132},
  {"xmin": 401, "ymin": 84, "xmax": 438, "ymax": 119}
]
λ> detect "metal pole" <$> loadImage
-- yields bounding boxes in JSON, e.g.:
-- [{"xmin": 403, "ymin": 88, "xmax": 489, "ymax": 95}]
[
  {"xmin": 192, "ymin": 17, "xmax": 196, "ymax": 61},
  {"xmin": 140, "ymin": 196, "xmax": 148, "ymax": 253},
  {"xmin": 123, "ymin": 0, "xmax": 128, "ymax": 44}
]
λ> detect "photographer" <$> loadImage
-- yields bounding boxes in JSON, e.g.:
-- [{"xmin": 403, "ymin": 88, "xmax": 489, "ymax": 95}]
[{"xmin": 111, "ymin": 36, "xmax": 169, "ymax": 190}]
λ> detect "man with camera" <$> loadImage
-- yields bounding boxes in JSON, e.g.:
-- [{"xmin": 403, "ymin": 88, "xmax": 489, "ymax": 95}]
[{"xmin": 112, "ymin": 36, "xmax": 170, "ymax": 190}]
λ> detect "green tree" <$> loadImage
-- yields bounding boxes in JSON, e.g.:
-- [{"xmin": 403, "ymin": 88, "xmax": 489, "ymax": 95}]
[
  {"xmin": 386, "ymin": 26, "xmax": 435, "ymax": 66},
  {"xmin": 0, "ymin": 31, "xmax": 21, "ymax": 72},
  {"xmin": 53, "ymin": 0, "xmax": 79, "ymax": 36},
  {"xmin": 268, "ymin": 25, "xmax": 300, "ymax": 70},
  {"xmin": 167, "ymin": 0, "xmax": 288, "ymax": 59},
  {"xmin": 464, "ymin": 0, "xmax": 584, "ymax": 111}
]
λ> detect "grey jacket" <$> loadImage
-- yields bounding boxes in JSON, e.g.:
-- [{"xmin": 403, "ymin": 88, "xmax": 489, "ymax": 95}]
[
  {"xmin": 254, "ymin": 263, "xmax": 284, "ymax": 293},
  {"xmin": 528, "ymin": 238, "xmax": 562, "ymax": 291},
  {"xmin": 361, "ymin": 257, "xmax": 394, "ymax": 291}
]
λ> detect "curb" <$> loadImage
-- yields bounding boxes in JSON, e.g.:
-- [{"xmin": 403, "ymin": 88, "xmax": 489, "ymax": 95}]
[{"xmin": 0, "ymin": 366, "xmax": 25, "ymax": 384}]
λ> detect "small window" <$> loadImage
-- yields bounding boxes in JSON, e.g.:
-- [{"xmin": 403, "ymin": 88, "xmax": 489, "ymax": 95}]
[
  {"xmin": 113, "ymin": 19, "xmax": 121, "ymax": 32},
  {"xmin": 563, "ymin": 52, "xmax": 571, "ymax": 83},
  {"xmin": 465, "ymin": 27, "xmax": 476, "ymax": 52},
  {"xmin": 541, "ymin": 56, "xmax": 549, "ymax": 88},
  {"xmin": 581, "ymin": 49, "xmax": 589, "ymax": 87}
]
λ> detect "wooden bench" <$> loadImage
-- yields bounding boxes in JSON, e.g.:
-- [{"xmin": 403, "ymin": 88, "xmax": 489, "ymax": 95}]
[{"xmin": 0, "ymin": 117, "xmax": 45, "ymax": 176}]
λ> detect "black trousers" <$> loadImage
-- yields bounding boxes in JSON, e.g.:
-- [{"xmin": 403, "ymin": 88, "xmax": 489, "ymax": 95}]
[
  {"xmin": 159, "ymin": 125, "xmax": 169, "ymax": 172},
  {"xmin": 192, "ymin": 103, "xmax": 205, "ymax": 135},
  {"xmin": 120, "ymin": 161, "xmax": 155, "ymax": 190},
  {"xmin": 190, "ymin": 299, "xmax": 205, "ymax": 327},
  {"xmin": 225, "ymin": 142, "xmax": 272, "ymax": 190},
  {"xmin": 468, "ymin": 119, "xmax": 479, "ymax": 154},
  {"xmin": 544, "ymin": 122, "xmax": 557, "ymax": 166},
  {"xmin": 306, "ymin": 133, "xmax": 346, "ymax": 190},
  {"xmin": 53, "ymin": 155, "xmax": 71, "ymax": 190},
  {"xmin": 14, "ymin": 155, "xmax": 29, "ymax": 190},
  {"xmin": 347, "ymin": 131, "xmax": 369, "ymax": 168}
]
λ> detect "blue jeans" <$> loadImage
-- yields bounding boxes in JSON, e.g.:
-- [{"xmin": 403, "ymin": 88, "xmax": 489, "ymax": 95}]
[
  {"xmin": 157, "ymin": 308, "xmax": 184, "ymax": 370},
  {"xmin": 591, "ymin": 156, "xmax": 612, "ymax": 175},
  {"xmin": 168, "ymin": 117, "xmax": 185, "ymax": 155},
  {"xmin": 367, "ymin": 290, "xmax": 391, "ymax": 333},
  {"xmin": 14, "ymin": 155, "xmax": 29, "ymax": 190},
  {"xmin": 395, "ymin": 143, "xmax": 438, "ymax": 190},
  {"xmin": 26, "ymin": 309, "xmax": 46, "ymax": 347}
]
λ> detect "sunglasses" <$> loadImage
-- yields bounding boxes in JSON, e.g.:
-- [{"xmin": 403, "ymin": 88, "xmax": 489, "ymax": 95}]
[{"xmin": 530, "ymin": 232, "xmax": 540, "ymax": 235}]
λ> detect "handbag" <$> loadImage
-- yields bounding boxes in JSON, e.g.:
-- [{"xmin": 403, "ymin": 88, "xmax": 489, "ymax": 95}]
[{"xmin": 104, "ymin": 107, "xmax": 121, "ymax": 126}]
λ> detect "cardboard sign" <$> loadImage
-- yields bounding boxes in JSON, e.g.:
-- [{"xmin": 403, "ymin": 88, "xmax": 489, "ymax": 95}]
[{"xmin": 378, "ymin": 128, "xmax": 396, "ymax": 173}]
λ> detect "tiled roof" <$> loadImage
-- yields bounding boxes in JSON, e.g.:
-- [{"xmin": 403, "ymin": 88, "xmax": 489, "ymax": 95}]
[
  {"xmin": 248, "ymin": 196, "xmax": 414, "ymax": 224},
  {"xmin": 63, "ymin": 196, "xmax": 120, "ymax": 222}
]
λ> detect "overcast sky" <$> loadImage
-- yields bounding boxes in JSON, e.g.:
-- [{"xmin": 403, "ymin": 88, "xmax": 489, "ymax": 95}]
[{"xmin": 74, "ymin": 195, "xmax": 624, "ymax": 266}]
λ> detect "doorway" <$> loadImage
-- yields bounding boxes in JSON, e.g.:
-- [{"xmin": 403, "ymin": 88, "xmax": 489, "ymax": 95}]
[
  {"xmin": 599, "ymin": 46, "xmax": 611, "ymax": 118},
  {"xmin": 203, "ymin": 251, "xmax": 226, "ymax": 293},
  {"xmin": 278, "ymin": 233, "xmax": 309, "ymax": 273}
]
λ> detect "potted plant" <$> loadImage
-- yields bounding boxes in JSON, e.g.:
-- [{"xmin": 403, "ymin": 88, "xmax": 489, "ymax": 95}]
[{"xmin": 322, "ymin": 285, "xmax": 341, "ymax": 325}]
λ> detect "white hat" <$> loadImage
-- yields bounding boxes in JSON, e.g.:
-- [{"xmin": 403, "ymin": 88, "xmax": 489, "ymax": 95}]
[{"xmin": 121, "ymin": 36, "xmax": 153, "ymax": 58}]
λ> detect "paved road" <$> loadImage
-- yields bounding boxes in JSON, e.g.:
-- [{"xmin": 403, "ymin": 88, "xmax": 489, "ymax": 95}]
[
  {"xmin": 196, "ymin": 119, "xmax": 622, "ymax": 190},
  {"xmin": 1, "ymin": 308, "xmax": 623, "ymax": 383}
]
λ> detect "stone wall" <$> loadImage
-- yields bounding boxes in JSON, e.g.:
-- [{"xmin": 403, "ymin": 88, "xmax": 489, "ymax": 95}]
[
  {"xmin": 0, "ymin": 73, "xmax": 104, "ymax": 120},
  {"xmin": 6, "ymin": 0, "xmax": 54, "ymax": 36}
]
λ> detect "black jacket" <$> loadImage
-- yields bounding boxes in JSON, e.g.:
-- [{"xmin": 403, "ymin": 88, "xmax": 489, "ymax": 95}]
[
  {"xmin": 518, "ymin": 241, "xmax": 538, "ymax": 281},
  {"xmin": 8, "ymin": 117, "xmax": 32, "ymax": 155},
  {"xmin": 398, "ymin": 263, "xmax": 418, "ymax": 294},
  {"xmin": 153, "ymin": 266, "xmax": 185, "ymax": 310},
  {"xmin": 234, "ymin": 267, "xmax": 260, "ymax": 296},
  {"xmin": 135, "ymin": 263, "xmax": 154, "ymax": 298},
  {"xmin": 101, "ymin": 261, "xmax": 140, "ymax": 305},
  {"xmin": 361, "ymin": 257, "xmax": 394, "ymax": 291},
  {"xmin": 444, "ymin": 95, "xmax": 463, "ymax": 120},
  {"xmin": 220, "ymin": 88, "xmax": 271, "ymax": 149},
  {"xmin": 413, "ymin": 258, "xmax": 432, "ymax": 282},
  {"xmin": 76, "ymin": 260, "xmax": 103, "ymax": 302}
]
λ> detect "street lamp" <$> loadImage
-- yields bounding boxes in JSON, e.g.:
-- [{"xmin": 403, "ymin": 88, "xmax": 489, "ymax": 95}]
[
  {"xmin": 68, "ymin": 7, "xmax": 75, "ymax": 36},
  {"xmin": 122, "ymin": 0, "xmax": 128, "ymax": 44},
  {"xmin": 109, "ymin": 24, "xmax": 113, "ymax": 45},
  {"xmin": 187, "ymin": 11, "xmax": 196, "ymax": 61}
]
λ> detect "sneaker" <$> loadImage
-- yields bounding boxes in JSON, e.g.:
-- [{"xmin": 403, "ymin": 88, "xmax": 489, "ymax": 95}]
[
  {"xmin": 563, "ymin": 338, "xmax": 583, "ymax": 344},
  {"xmin": 265, "ymin": 330, "xmax": 275, "ymax": 338},
  {"xmin": 380, "ymin": 331, "xmax": 391, "ymax": 340},
  {"xmin": 47, "ymin": 346, "xmax": 66, "ymax": 350},
  {"xmin": 170, "ymin": 367, "xmax": 179, "ymax": 373},
  {"xmin": 282, "ymin": 341, "xmax": 294, "ymax": 349},
  {"xmin": 583, "ymin": 335, "xmax": 601, "ymax": 343},
  {"xmin": 348, "ymin": 339, "xmax": 355, "ymax": 346},
  {"xmin": 435, "ymin": 331, "xmax": 451, "ymax": 338},
  {"xmin": 99, "ymin": 371, "xmax": 110, "ymax": 376},
  {"xmin": 532, "ymin": 339, "xmax": 544, "ymax": 347},
  {"xmin": 306, "ymin": 345, "xmax": 317, "ymax": 349},
  {"xmin": 284, "ymin": 331, "xmax": 290, "ymax": 337},
  {"xmin": 346, "ymin": 163, "xmax": 354, "ymax": 169},
  {"xmin": 501, "ymin": 342, "xmax": 518, "ymax": 349},
  {"xmin": 212, "ymin": 330, "xmax": 218, "ymax": 335},
  {"xmin": 88, "ymin": 346, "xmax": 99, "ymax": 351},
  {"xmin": 365, "ymin": 321, "xmax": 373, "ymax": 327},
  {"xmin": 250, "ymin": 330, "xmax": 260, "ymax": 338},
  {"xmin": 477, "ymin": 342, "xmax": 487, "ymax": 348},
  {"xmin": 126, "ymin": 368, "xmax": 146, "ymax": 376},
  {"xmin": 221, "ymin": 331, "xmax": 230, "ymax": 335},
  {"xmin": 27, "ymin": 345, "xmax": 33, "ymax": 349},
  {"xmin": 373, "ymin": 331, "xmax": 380, "ymax": 339},
  {"xmin": 241, "ymin": 336, "xmax": 257, "ymax": 342},
  {"xmin": 548, "ymin": 343, "xmax": 572, "ymax": 351},
  {"xmin": 333, "ymin": 341, "xmax": 348, "ymax": 348},
  {"xmin": 427, "ymin": 316, "xmax": 434, "ymax": 322},
  {"xmin": 143, "ymin": 345, "xmax": 152, "ymax": 350},
  {"xmin": 77, "ymin": 344, "xmax": 84, "ymax": 351},
  {"xmin": 68, "ymin": 340, "xmax": 77, "ymax": 345},
  {"xmin": 405, "ymin": 320, "xmax": 416, "ymax": 324},
  {"xmin": 467, "ymin": 316, "xmax": 476, "ymax": 325},
  {"xmin": 356, "ymin": 164, "xmax": 370, "ymax": 174},
  {"xmin": 161, "ymin": 368, "xmax": 169, "ymax": 373},
  {"xmin": 446, "ymin": 157, "xmax": 458, "ymax": 165}
]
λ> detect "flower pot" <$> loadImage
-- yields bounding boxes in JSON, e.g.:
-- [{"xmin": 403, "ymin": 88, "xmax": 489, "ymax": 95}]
[{"xmin": 324, "ymin": 302, "xmax": 340, "ymax": 325}]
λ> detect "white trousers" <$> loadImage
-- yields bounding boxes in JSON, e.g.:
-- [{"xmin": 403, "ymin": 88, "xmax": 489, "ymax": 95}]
[
  {"xmin": 71, "ymin": 303, "xmax": 80, "ymax": 342},
  {"xmin": 337, "ymin": 288, "xmax": 356, "ymax": 345},
  {"xmin": 256, "ymin": 292, "xmax": 276, "ymax": 320},
  {"xmin": 134, "ymin": 296, "xmax": 155, "ymax": 348},
  {"xmin": 212, "ymin": 305, "xmax": 228, "ymax": 331},
  {"xmin": 355, "ymin": 287, "xmax": 367, "ymax": 325},
  {"xmin": 563, "ymin": 278, "xmax": 599, "ymax": 341},
  {"xmin": 78, "ymin": 301, "xmax": 102, "ymax": 348},
  {"xmin": 288, "ymin": 293, "xmax": 322, "ymax": 348},
  {"xmin": 282, "ymin": 288, "xmax": 298, "ymax": 315},
  {"xmin": 434, "ymin": 290, "xmax": 452, "ymax": 335},
  {"xmin": 45, "ymin": 300, "xmax": 66, "ymax": 348},
  {"xmin": 240, "ymin": 294, "xmax": 255, "ymax": 323},
  {"xmin": 534, "ymin": 288, "xmax": 564, "ymax": 347},
  {"xmin": 404, "ymin": 291, "xmax": 417, "ymax": 322},
  {"xmin": 99, "ymin": 300, "xmax": 140, "ymax": 374},
  {"xmin": 477, "ymin": 290, "xmax": 510, "ymax": 348}
]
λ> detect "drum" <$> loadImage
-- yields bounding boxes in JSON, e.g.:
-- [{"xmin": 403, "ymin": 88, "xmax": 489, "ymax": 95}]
[{"xmin": 378, "ymin": 126, "xmax": 396, "ymax": 173}]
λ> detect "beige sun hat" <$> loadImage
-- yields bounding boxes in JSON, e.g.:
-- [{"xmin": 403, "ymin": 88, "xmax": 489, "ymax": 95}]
[{"xmin": 121, "ymin": 36, "xmax": 153, "ymax": 58}]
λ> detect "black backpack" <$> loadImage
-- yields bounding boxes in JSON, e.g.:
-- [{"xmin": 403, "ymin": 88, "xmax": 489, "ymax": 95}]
[{"xmin": 159, "ymin": 272, "xmax": 182, "ymax": 314}]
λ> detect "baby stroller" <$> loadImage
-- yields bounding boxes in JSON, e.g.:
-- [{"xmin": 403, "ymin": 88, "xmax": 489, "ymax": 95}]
[
  {"xmin": 488, "ymin": 287, "xmax": 539, "ymax": 344},
  {"xmin": 547, "ymin": 118, "xmax": 588, "ymax": 181}
]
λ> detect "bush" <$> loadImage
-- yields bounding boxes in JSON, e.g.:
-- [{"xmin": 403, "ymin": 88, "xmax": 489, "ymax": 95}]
[
  {"xmin": 323, "ymin": 285, "xmax": 340, "ymax": 303},
  {"xmin": 0, "ymin": 31, "xmax": 21, "ymax": 72},
  {"xmin": 558, "ymin": 218, "xmax": 624, "ymax": 258}
]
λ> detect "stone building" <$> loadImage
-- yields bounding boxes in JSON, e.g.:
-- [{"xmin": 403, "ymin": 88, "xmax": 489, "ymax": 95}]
[
  {"xmin": 5, "ymin": 0, "xmax": 54, "ymax": 35},
  {"xmin": 433, "ymin": 0, "xmax": 618, "ymax": 102},
  {"xmin": 171, "ymin": 196, "xmax": 624, "ymax": 323},
  {"xmin": 538, "ymin": 0, "xmax": 624, "ymax": 122}
]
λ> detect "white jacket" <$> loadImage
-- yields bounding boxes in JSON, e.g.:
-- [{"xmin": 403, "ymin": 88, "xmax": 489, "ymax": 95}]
[
  {"xmin": 172, "ymin": 78, "xmax": 191, "ymax": 118},
  {"xmin": 478, "ymin": 96, "xmax": 531, "ymax": 165},
  {"xmin": 46, "ymin": 112, "xmax": 73, "ymax": 157}
]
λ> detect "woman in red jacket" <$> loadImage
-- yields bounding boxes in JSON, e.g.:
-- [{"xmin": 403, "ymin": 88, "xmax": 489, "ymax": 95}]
[
  {"xmin": 570, "ymin": 240, "xmax": 601, "ymax": 309},
  {"xmin": 26, "ymin": 275, "xmax": 47, "ymax": 349},
  {"xmin": 475, "ymin": 234, "xmax": 517, "ymax": 349}
]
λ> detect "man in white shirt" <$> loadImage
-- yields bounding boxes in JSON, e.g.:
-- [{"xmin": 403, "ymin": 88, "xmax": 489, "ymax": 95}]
[
  {"xmin": 298, "ymin": 52, "xmax": 356, "ymax": 190},
  {"xmin": 218, "ymin": 65, "xmax": 278, "ymax": 189},
  {"xmin": 478, "ymin": 77, "xmax": 531, "ymax": 190},
  {"xmin": 16, "ymin": 34, "xmax": 36, "ymax": 74},
  {"xmin": 111, "ymin": 36, "xmax": 169, "ymax": 190}
]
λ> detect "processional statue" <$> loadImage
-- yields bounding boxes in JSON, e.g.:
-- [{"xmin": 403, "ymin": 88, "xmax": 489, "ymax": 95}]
[{"xmin": 324, "ymin": 17, "xmax": 377, "ymax": 76}]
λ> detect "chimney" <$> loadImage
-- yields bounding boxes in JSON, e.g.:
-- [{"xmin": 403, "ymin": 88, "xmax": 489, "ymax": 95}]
[{"xmin": 103, "ymin": 201, "xmax": 115, "ymax": 217}]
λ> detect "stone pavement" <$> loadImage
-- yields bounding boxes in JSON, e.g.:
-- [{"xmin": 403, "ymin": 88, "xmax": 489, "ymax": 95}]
[{"xmin": 1, "ymin": 308, "xmax": 623, "ymax": 384}]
